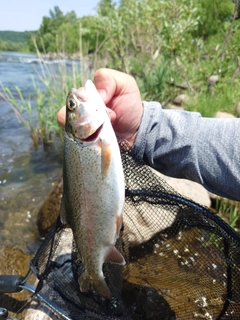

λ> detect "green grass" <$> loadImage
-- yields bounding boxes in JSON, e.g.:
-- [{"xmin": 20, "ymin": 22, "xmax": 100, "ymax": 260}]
[
  {"xmin": 184, "ymin": 80, "xmax": 240, "ymax": 117},
  {"xmin": 215, "ymin": 198, "xmax": 240, "ymax": 231}
]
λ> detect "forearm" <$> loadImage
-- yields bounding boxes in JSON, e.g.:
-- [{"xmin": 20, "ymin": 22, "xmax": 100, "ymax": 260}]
[{"xmin": 132, "ymin": 101, "xmax": 240, "ymax": 201}]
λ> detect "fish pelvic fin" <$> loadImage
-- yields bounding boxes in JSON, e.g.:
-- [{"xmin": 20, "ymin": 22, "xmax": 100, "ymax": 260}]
[
  {"xmin": 104, "ymin": 246, "xmax": 126, "ymax": 265},
  {"xmin": 79, "ymin": 273, "xmax": 111, "ymax": 299},
  {"xmin": 100, "ymin": 138, "xmax": 111, "ymax": 178}
]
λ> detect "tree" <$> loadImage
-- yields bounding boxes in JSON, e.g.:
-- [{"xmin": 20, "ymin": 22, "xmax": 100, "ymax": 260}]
[
  {"xmin": 192, "ymin": 0, "xmax": 235, "ymax": 38},
  {"xmin": 94, "ymin": 0, "xmax": 200, "ymax": 71},
  {"xmin": 97, "ymin": 0, "xmax": 116, "ymax": 16},
  {"xmin": 28, "ymin": 6, "xmax": 80, "ymax": 54},
  {"xmin": 49, "ymin": 6, "xmax": 64, "ymax": 20}
]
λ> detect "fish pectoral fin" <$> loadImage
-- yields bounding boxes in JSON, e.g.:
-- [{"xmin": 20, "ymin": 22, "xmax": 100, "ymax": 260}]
[
  {"xmin": 79, "ymin": 273, "xmax": 111, "ymax": 299},
  {"xmin": 116, "ymin": 215, "xmax": 122, "ymax": 237},
  {"xmin": 100, "ymin": 138, "xmax": 111, "ymax": 178},
  {"xmin": 104, "ymin": 246, "xmax": 126, "ymax": 265}
]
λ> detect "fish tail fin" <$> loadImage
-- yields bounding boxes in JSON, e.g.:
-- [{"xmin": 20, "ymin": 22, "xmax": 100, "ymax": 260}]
[{"xmin": 79, "ymin": 273, "xmax": 111, "ymax": 299}]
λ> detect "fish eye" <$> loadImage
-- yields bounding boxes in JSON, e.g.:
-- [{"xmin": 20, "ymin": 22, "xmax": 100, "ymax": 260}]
[{"xmin": 67, "ymin": 99, "xmax": 77, "ymax": 111}]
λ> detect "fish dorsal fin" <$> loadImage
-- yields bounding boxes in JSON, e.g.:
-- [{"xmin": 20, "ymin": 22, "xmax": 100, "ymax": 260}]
[{"xmin": 104, "ymin": 246, "xmax": 126, "ymax": 265}]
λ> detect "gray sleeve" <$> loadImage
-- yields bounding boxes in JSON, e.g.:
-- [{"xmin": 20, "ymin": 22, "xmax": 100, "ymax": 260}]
[{"xmin": 132, "ymin": 101, "xmax": 240, "ymax": 201}]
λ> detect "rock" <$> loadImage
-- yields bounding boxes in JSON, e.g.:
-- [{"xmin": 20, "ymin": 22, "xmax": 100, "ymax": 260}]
[
  {"xmin": 152, "ymin": 169, "xmax": 211, "ymax": 208},
  {"xmin": 123, "ymin": 199, "xmax": 178, "ymax": 245},
  {"xmin": 173, "ymin": 94, "xmax": 188, "ymax": 106},
  {"xmin": 207, "ymin": 75, "xmax": 219, "ymax": 95},
  {"xmin": 207, "ymin": 75, "xmax": 219, "ymax": 86},
  {"xmin": 23, "ymin": 229, "xmax": 73, "ymax": 319},
  {"xmin": 0, "ymin": 245, "xmax": 34, "ymax": 318},
  {"xmin": 166, "ymin": 94, "xmax": 189, "ymax": 110},
  {"xmin": 124, "ymin": 169, "xmax": 211, "ymax": 245},
  {"xmin": 236, "ymin": 102, "xmax": 240, "ymax": 116},
  {"xmin": 215, "ymin": 111, "xmax": 235, "ymax": 118},
  {"xmin": 37, "ymin": 177, "xmax": 63, "ymax": 237},
  {"xmin": 0, "ymin": 245, "xmax": 30, "ymax": 275},
  {"xmin": 24, "ymin": 299, "xmax": 60, "ymax": 320}
]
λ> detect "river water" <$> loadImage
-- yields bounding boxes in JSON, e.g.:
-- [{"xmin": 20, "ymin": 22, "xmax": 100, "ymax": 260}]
[{"xmin": 0, "ymin": 52, "xmax": 66, "ymax": 254}]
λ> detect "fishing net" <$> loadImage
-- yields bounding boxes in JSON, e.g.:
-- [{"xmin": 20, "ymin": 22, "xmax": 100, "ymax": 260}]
[{"xmin": 29, "ymin": 143, "xmax": 240, "ymax": 320}]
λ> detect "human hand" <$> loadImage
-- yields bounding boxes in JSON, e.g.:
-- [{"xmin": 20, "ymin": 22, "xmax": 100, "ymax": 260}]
[{"xmin": 57, "ymin": 68, "xmax": 143, "ymax": 147}]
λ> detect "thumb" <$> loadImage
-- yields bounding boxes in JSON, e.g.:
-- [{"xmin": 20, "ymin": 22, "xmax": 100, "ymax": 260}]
[{"xmin": 94, "ymin": 68, "xmax": 117, "ymax": 105}]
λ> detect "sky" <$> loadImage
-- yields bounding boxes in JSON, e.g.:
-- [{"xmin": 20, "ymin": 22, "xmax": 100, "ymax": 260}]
[{"xmin": 0, "ymin": 0, "xmax": 102, "ymax": 32}]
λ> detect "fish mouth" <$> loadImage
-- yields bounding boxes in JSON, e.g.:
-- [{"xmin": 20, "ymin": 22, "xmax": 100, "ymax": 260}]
[{"xmin": 80, "ymin": 124, "xmax": 103, "ymax": 142}]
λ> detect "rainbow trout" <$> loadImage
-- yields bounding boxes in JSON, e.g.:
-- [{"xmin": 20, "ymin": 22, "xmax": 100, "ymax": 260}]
[{"xmin": 60, "ymin": 80, "xmax": 125, "ymax": 299}]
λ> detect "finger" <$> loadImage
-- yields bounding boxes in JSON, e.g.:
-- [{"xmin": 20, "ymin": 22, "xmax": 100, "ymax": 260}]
[
  {"xmin": 106, "ymin": 107, "xmax": 116, "ymax": 123},
  {"xmin": 94, "ymin": 68, "xmax": 136, "ymax": 105},
  {"xmin": 57, "ymin": 106, "xmax": 65, "ymax": 127}
]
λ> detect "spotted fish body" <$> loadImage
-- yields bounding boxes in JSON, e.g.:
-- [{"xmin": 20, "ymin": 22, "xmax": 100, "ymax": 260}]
[{"xmin": 60, "ymin": 80, "xmax": 125, "ymax": 299}]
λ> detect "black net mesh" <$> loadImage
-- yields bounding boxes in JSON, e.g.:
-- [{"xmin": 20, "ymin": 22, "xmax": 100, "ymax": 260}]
[{"xmin": 29, "ymin": 145, "xmax": 240, "ymax": 320}]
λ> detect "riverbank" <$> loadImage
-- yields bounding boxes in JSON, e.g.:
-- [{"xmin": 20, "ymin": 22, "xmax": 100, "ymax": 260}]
[{"xmin": 36, "ymin": 51, "xmax": 82, "ymax": 61}]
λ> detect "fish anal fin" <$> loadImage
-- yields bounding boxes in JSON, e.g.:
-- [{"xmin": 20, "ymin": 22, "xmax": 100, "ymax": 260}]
[
  {"xmin": 79, "ymin": 273, "xmax": 111, "ymax": 299},
  {"xmin": 104, "ymin": 246, "xmax": 126, "ymax": 265},
  {"xmin": 100, "ymin": 139, "xmax": 111, "ymax": 177}
]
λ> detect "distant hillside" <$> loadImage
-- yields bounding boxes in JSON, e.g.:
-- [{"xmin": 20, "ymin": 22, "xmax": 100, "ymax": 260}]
[{"xmin": 0, "ymin": 30, "xmax": 35, "ymax": 43}]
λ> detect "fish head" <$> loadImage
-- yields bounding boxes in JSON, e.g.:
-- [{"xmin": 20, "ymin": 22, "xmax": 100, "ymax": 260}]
[{"xmin": 65, "ymin": 80, "xmax": 107, "ymax": 143}]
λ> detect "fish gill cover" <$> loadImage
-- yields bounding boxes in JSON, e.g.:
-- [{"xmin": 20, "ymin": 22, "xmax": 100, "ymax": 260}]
[{"xmin": 29, "ymin": 141, "xmax": 240, "ymax": 320}]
